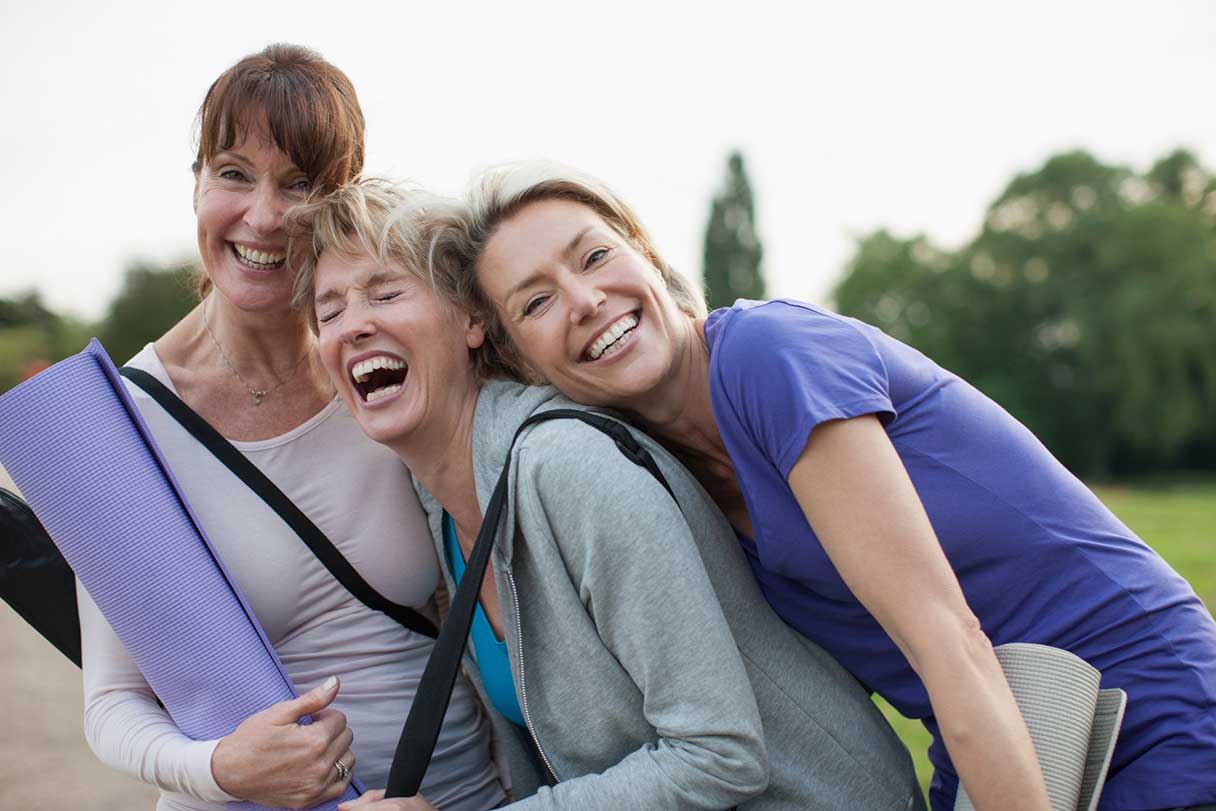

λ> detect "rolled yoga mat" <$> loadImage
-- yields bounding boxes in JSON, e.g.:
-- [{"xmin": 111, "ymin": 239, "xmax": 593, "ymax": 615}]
[{"xmin": 0, "ymin": 340, "xmax": 363, "ymax": 810}]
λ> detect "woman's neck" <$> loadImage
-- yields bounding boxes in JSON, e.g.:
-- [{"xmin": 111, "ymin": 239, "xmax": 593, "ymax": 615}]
[
  {"xmin": 612, "ymin": 317, "xmax": 748, "ymax": 530},
  {"xmin": 620, "ymin": 318, "xmax": 731, "ymax": 471},
  {"xmin": 200, "ymin": 293, "xmax": 315, "ymax": 376},
  {"xmin": 153, "ymin": 293, "xmax": 334, "ymax": 440},
  {"xmin": 392, "ymin": 382, "xmax": 485, "ymax": 549}
]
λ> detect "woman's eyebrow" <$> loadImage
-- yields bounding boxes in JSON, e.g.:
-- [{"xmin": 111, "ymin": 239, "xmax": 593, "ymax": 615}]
[
  {"xmin": 212, "ymin": 150, "xmax": 250, "ymax": 165},
  {"xmin": 563, "ymin": 226, "xmax": 594, "ymax": 258},
  {"xmin": 314, "ymin": 287, "xmax": 343, "ymax": 306},
  {"xmin": 502, "ymin": 226, "xmax": 595, "ymax": 302}
]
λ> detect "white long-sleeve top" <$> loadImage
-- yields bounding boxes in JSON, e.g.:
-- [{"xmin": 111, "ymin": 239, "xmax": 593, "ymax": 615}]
[{"xmin": 78, "ymin": 344, "xmax": 503, "ymax": 811}]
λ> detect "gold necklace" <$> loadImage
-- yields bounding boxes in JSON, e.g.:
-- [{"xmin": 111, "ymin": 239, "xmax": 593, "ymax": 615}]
[{"xmin": 202, "ymin": 299, "xmax": 312, "ymax": 407}]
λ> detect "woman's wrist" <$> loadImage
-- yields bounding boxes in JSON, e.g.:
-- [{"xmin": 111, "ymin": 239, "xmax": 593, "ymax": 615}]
[{"xmin": 205, "ymin": 737, "xmax": 245, "ymax": 802}]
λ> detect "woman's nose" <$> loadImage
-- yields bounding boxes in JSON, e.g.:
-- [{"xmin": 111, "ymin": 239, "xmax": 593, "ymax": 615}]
[
  {"xmin": 340, "ymin": 301, "xmax": 376, "ymax": 344},
  {"xmin": 244, "ymin": 182, "xmax": 286, "ymax": 236},
  {"xmin": 566, "ymin": 277, "xmax": 606, "ymax": 323}
]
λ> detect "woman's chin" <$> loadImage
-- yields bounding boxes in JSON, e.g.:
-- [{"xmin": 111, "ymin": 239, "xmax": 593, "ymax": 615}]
[
  {"xmin": 353, "ymin": 397, "xmax": 423, "ymax": 448},
  {"xmin": 564, "ymin": 357, "xmax": 664, "ymax": 408},
  {"xmin": 205, "ymin": 266, "xmax": 296, "ymax": 314}
]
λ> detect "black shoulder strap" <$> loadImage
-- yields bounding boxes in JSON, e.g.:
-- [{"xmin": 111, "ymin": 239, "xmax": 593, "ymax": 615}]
[
  {"xmin": 119, "ymin": 366, "xmax": 438, "ymax": 640},
  {"xmin": 385, "ymin": 408, "xmax": 675, "ymax": 797}
]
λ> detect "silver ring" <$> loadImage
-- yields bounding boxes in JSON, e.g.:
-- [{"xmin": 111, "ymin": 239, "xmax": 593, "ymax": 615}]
[{"xmin": 334, "ymin": 758, "xmax": 350, "ymax": 781}]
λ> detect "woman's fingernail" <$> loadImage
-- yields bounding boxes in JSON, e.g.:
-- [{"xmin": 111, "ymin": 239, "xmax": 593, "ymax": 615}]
[{"xmin": 322, "ymin": 675, "xmax": 338, "ymax": 691}]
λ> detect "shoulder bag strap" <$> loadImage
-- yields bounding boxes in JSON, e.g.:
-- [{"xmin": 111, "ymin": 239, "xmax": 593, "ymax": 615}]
[
  {"xmin": 119, "ymin": 366, "xmax": 438, "ymax": 640},
  {"xmin": 385, "ymin": 408, "xmax": 675, "ymax": 797}
]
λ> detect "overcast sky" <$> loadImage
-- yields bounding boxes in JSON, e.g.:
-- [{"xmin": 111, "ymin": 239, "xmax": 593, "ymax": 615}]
[{"xmin": 2, "ymin": 0, "xmax": 1213, "ymax": 321}]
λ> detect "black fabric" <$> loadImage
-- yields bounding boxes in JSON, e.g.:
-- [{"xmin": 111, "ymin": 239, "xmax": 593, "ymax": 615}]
[
  {"xmin": 119, "ymin": 366, "xmax": 438, "ymax": 640},
  {"xmin": 385, "ymin": 408, "xmax": 675, "ymax": 798},
  {"xmin": 0, "ymin": 487, "xmax": 81, "ymax": 666}
]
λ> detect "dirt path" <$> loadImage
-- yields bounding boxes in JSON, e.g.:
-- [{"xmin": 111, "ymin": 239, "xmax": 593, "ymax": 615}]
[{"xmin": 0, "ymin": 603, "xmax": 160, "ymax": 810}]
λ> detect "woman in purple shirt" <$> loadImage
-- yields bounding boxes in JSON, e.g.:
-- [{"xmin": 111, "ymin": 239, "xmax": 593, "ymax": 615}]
[{"xmin": 433, "ymin": 162, "xmax": 1216, "ymax": 811}]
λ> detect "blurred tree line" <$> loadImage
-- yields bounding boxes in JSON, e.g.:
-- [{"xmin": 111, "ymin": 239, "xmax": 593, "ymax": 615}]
[
  {"xmin": 833, "ymin": 148, "xmax": 1216, "ymax": 478},
  {"xmin": 0, "ymin": 262, "xmax": 197, "ymax": 393}
]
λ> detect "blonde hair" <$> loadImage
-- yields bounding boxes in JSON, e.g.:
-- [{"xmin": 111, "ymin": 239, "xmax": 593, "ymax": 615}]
[
  {"xmin": 284, "ymin": 178, "xmax": 510, "ymax": 382},
  {"xmin": 428, "ymin": 161, "xmax": 707, "ymax": 383}
]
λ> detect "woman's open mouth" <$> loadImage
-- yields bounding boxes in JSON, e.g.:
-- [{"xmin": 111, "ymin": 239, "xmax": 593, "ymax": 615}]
[
  {"xmin": 351, "ymin": 355, "xmax": 408, "ymax": 403},
  {"xmin": 232, "ymin": 243, "xmax": 287, "ymax": 271},
  {"xmin": 581, "ymin": 312, "xmax": 641, "ymax": 362}
]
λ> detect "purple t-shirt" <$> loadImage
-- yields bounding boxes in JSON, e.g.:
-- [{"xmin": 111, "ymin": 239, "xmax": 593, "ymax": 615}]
[{"xmin": 705, "ymin": 299, "xmax": 1216, "ymax": 811}]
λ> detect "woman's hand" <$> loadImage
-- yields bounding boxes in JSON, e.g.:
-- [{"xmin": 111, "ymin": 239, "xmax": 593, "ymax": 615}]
[
  {"xmin": 338, "ymin": 788, "xmax": 437, "ymax": 811},
  {"xmin": 211, "ymin": 675, "xmax": 357, "ymax": 809},
  {"xmin": 787, "ymin": 415, "xmax": 1050, "ymax": 811}
]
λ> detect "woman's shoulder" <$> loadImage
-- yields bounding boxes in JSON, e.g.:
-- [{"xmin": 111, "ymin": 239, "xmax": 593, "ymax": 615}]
[
  {"xmin": 705, "ymin": 300, "xmax": 899, "ymax": 471},
  {"xmin": 705, "ymin": 299, "xmax": 891, "ymax": 401},
  {"xmin": 123, "ymin": 343, "xmax": 172, "ymax": 382},
  {"xmin": 705, "ymin": 298, "xmax": 881, "ymax": 363}
]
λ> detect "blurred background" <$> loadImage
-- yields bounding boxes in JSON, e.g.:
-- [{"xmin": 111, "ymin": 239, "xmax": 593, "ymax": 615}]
[{"xmin": 1, "ymin": 0, "xmax": 1214, "ymax": 805}]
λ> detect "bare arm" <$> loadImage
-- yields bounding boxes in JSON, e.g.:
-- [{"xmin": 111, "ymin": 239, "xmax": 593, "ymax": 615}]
[{"xmin": 786, "ymin": 415, "xmax": 1049, "ymax": 811}]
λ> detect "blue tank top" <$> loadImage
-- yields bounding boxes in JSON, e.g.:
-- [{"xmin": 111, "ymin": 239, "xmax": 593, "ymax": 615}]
[{"xmin": 442, "ymin": 513, "xmax": 525, "ymax": 727}]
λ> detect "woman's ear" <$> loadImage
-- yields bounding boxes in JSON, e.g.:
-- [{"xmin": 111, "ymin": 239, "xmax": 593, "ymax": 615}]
[{"xmin": 464, "ymin": 313, "xmax": 486, "ymax": 350}]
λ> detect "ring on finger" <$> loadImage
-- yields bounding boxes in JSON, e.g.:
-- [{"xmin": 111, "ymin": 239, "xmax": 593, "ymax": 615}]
[{"xmin": 334, "ymin": 757, "xmax": 350, "ymax": 781}]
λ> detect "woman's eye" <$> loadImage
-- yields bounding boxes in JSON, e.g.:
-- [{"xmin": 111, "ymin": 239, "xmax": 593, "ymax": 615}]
[
  {"xmin": 585, "ymin": 247, "xmax": 610, "ymax": 269},
  {"xmin": 289, "ymin": 178, "xmax": 312, "ymax": 193},
  {"xmin": 218, "ymin": 168, "xmax": 247, "ymax": 182},
  {"xmin": 374, "ymin": 290, "xmax": 402, "ymax": 302},
  {"xmin": 522, "ymin": 294, "xmax": 549, "ymax": 317},
  {"xmin": 317, "ymin": 308, "xmax": 342, "ymax": 324}
]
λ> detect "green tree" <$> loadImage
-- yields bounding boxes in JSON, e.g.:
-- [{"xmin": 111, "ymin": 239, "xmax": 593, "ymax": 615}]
[
  {"xmin": 834, "ymin": 148, "xmax": 1216, "ymax": 477},
  {"xmin": 97, "ymin": 261, "xmax": 199, "ymax": 364},
  {"xmin": 702, "ymin": 151, "xmax": 765, "ymax": 309}
]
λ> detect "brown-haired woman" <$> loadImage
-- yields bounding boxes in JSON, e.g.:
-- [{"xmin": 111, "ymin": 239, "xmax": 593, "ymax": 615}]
[{"xmin": 76, "ymin": 45, "xmax": 502, "ymax": 811}]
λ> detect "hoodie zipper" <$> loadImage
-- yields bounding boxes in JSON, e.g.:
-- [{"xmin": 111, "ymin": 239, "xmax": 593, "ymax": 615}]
[{"xmin": 506, "ymin": 565, "xmax": 559, "ymax": 783}]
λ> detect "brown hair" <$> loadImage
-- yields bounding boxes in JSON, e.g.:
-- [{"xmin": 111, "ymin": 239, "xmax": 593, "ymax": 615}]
[
  {"xmin": 193, "ymin": 43, "xmax": 365, "ymax": 297},
  {"xmin": 430, "ymin": 161, "xmax": 707, "ymax": 383}
]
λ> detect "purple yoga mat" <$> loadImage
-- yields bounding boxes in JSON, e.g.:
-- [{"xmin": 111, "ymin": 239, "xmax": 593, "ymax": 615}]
[{"xmin": 0, "ymin": 340, "xmax": 363, "ymax": 809}]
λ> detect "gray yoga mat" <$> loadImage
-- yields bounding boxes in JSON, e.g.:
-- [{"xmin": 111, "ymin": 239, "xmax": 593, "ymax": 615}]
[
  {"xmin": 0, "ymin": 340, "xmax": 363, "ymax": 810},
  {"xmin": 954, "ymin": 643, "xmax": 1126, "ymax": 811}
]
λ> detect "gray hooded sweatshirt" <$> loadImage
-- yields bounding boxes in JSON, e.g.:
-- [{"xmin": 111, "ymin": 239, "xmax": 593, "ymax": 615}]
[{"xmin": 415, "ymin": 380, "xmax": 923, "ymax": 810}]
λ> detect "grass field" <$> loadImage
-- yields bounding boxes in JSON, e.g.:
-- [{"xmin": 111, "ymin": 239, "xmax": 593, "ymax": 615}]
[{"xmin": 876, "ymin": 477, "xmax": 1216, "ymax": 798}]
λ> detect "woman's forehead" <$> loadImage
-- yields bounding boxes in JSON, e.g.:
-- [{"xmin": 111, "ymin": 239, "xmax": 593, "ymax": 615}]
[{"xmin": 486, "ymin": 200, "xmax": 611, "ymax": 265}]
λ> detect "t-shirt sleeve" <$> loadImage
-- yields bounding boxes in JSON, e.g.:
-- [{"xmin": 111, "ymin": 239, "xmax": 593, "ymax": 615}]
[{"xmin": 711, "ymin": 302, "xmax": 896, "ymax": 477}]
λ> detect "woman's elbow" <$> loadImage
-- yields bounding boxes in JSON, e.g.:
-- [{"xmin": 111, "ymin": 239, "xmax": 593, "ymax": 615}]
[
  {"xmin": 735, "ymin": 746, "xmax": 770, "ymax": 799},
  {"xmin": 81, "ymin": 684, "xmax": 162, "ymax": 774},
  {"xmin": 902, "ymin": 607, "xmax": 992, "ymax": 678},
  {"xmin": 682, "ymin": 731, "xmax": 770, "ymax": 805}
]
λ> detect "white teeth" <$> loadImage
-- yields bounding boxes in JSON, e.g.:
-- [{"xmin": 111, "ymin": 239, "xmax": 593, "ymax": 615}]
[
  {"xmin": 351, "ymin": 356, "xmax": 406, "ymax": 383},
  {"xmin": 365, "ymin": 384, "xmax": 401, "ymax": 403},
  {"xmin": 587, "ymin": 313, "xmax": 640, "ymax": 360},
  {"xmin": 234, "ymin": 244, "xmax": 287, "ymax": 266}
]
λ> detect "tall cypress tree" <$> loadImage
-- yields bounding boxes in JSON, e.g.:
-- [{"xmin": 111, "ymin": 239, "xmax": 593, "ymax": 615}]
[{"xmin": 702, "ymin": 151, "xmax": 766, "ymax": 309}]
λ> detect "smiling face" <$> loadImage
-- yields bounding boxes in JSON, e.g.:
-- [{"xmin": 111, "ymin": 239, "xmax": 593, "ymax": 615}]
[
  {"xmin": 314, "ymin": 246, "xmax": 485, "ymax": 448},
  {"xmin": 476, "ymin": 198, "xmax": 692, "ymax": 410},
  {"xmin": 194, "ymin": 119, "xmax": 312, "ymax": 314}
]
